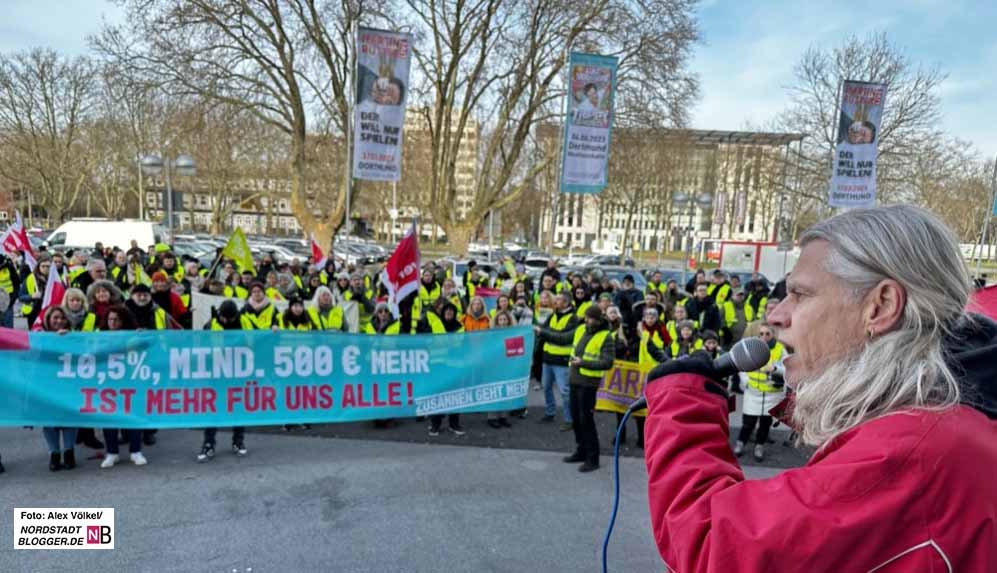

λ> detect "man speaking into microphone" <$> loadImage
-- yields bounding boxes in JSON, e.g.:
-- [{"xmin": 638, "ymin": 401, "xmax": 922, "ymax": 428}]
[{"xmin": 642, "ymin": 205, "xmax": 996, "ymax": 572}]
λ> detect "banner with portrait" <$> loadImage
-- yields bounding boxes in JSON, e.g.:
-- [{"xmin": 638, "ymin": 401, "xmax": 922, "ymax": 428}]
[
  {"xmin": 353, "ymin": 27, "xmax": 413, "ymax": 181},
  {"xmin": 560, "ymin": 52, "xmax": 618, "ymax": 194},
  {"xmin": 828, "ymin": 80, "xmax": 887, "ymax": 208}
]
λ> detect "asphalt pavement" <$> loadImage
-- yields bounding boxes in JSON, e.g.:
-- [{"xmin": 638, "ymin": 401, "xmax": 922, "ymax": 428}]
[{"xmin": 0, "ymin": 425, "xmax": 782, "ymax": 573}]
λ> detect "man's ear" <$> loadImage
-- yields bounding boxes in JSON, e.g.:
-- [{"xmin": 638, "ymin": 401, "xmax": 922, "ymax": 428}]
[{"xmin": 862, "ymin": 279, "xmax": 906, "ymax": 337}]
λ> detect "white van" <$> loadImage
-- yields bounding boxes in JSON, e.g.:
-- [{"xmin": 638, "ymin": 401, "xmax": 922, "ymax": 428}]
[{"xmin": 45, "ymin": 219, "xmax": 170, "ymax": 251}]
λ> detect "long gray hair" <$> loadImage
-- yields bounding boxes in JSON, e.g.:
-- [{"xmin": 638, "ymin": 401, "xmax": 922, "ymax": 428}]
[{"xmin": 791, "ymin": 205, "xmax": 970, "ymax": 447}]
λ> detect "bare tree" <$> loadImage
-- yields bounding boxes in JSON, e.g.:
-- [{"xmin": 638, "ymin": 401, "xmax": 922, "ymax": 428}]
[
  {"xmin": 777, "ymin": 32, "xmax": 947, "ymax": 212},
  {"xmin": 403, "ymin": 0, "xmax": 700, "ymax": 254},
  {"xmin": 0, "ymin": 49, "xmax": 97, "ymax": 223},
  {"xmin": 93, "ymin": 0, "xmax": 387, "ymax": 247}
]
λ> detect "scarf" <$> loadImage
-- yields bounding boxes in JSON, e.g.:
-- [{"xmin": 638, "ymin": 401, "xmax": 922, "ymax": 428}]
[{"xmin": 64, "ymin": 306, "xmax": 88, "ymax": 329}]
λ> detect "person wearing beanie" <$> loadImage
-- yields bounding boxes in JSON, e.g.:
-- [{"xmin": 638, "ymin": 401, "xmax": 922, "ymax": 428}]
[
  {"xmin": 365, "ymin": 302, "xmax": 401, "ymax": 335},
  {"xmin": 701, "ymin": 329, "xmax": 721, "ymax": 357},
  {"xmin": 61, "ymin": 288, "xmax": 97, "ymax": 332},
  {"xmin": 151, "ymin": 272, "xmax": 189, "ymax": 328},
  {"xmin": 199, "ymin": 299, "xmax": 248, "ymax": 460},
  {"xmin": 541, "ymin": 303, "xmax": 614, "ymax": 472},
  {"xmin": 240, "ymin": 282, "xmax": 277, "ymax": 330},
  {"xmin": 277, "ymin": 296, "xmax": 318, "ymax": 331},
  {"xmin": 308, "ymin": 286, "xmax": 345, "ymax": 331},
  {"xmin": 332, "ymin": 271, "xmax": 351, "ymax": 302},
  {"xmin": 126, "ymin": 282, "xmax": 170, "ymax": 446},
  {"xmin": 159, "ymin": 251, "xmax": 184, "ymax": 283},
  {"xmin": 126, "ymin": 284, "xmax": 169, "ymax": 331},
  {"xmin": 668, "ymin": 319, "xmax": 703, "ymax": 359}
]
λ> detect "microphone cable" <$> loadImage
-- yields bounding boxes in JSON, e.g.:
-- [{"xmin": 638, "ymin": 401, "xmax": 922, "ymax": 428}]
[{"xmin": 601, "ymin": 401, "xmax": 639, "ymax": 573}]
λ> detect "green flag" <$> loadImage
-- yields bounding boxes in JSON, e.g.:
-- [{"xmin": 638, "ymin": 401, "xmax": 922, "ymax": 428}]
[{"xmin": 222, "ymin": 228, "xmax": 256, "ymax": 275}]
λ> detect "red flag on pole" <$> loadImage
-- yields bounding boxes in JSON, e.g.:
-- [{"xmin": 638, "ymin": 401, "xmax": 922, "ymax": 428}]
[
  {"xmin": 380, "ymin": 221, "xmax": 421, "ymax": 309},
  {"xmin": 31, "ymin": 262, "xmax": 67, "ymax": 330},
  {"xmin": 1, "ymin": 210, "xmax": 37, "ymax": 270},
  {"xmin": 310, "ymin": 235, "xmax": 327, "ymax": 270}
]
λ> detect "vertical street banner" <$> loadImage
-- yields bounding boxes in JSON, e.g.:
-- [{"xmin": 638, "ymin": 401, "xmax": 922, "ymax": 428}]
[
  {"xmin": 828, "ymin": 80, "xmax": 887, "ymax": 208},
  {"xmin": 353, "ymin": 27, "xmax": 413, "ymax": 181},
  {"xmin": 560, "ymin": 52, "xmax": 618, "ymax": 194}
]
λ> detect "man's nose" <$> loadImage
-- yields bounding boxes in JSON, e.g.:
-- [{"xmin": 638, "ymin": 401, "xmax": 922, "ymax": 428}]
[{"xmin": 767, "ymin": 300, "xmax": 790, "ymax": 329}]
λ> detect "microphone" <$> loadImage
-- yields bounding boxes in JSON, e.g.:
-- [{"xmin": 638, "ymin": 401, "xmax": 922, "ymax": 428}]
[{"xmin": 628, "ymin": 337, "xmax": 772, "ymax": 412}]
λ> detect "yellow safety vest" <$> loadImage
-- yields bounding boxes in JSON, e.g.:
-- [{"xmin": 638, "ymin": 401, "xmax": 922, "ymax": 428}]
[
  {"xmin": 210, "ymin": 318, "xmax": 243, "ymax": 331},
  {"xmin": 0, "ymin": 267, "xmax": 13, "ymax": 295},
  {"xmin": 152, "ymin": 307, "xmax": 168, "ymax": 330},
  {"xmin": 180, "ymin": 293, "xmax": 191, "ymax": 309},
  {"xmin": 308, "ymin": 306, "xmax": 344, "ymax": 331},
  {"xmin": 707, "ymin": 283, "xmax": 731, "ymax": 305},
  {"xmin": 415, "ymin": 283, "xmax": 440, "ymax": 315},
  {"xmin": 365, "ymin": 320, "xmax": 401, "ymax": 335},
  {"xmin": 574, "ymin": 301, "xmax": 592, "ymax": 319},
  {"xmin": 418, "ymin": 311, "xmax": 446, "ymax": 334},
  {"xmin": 646, "ymin": 282, "xmax": 667, "ymax": 296},
  {"xmin": 571, "ymin": 325, "xmax": 611, "ymax": 378},
  {"xmin": 344, "ymin": 289, "xmax": 375, "ymax": 329},
  {"xmin": 669, "ymin": 338, "xmax": 703, "ymax": 358},
  {"xmin": 240, "ymin": 305, "xmax": 277, "ymax": 330},
  {"xmin": 277, "ymin": 314, "xmax": 316, "ymax": 331},
  {"xmin": 265, "ymin": 287, "xmax": 285, "ymax": 301},
  {"xmin": 666, "ymin": 319, "xmax": 698, "ymax": 342},
  {"xmin": 224, "ymin": 285, "xmax": 249, "ymax": 299},
  {"xmin": 21, "ymin": 273, "xmax": 39, "ymax": 316},
  {"xmin": 747, "ymin": 342, "xmax": 784, "ymax": 393},
  {"xmin": 639, "ymin": 329, "xmax": 666, "ymax": 367},
  {"xmin": 293, "ymin": 275, "xmax": 304, "ymax": 290},
  {"xmin": 543, "ymin": 313, "xmax": 575, "ymax": 357},
  {"xmin": 79, "ymin": 313, "xmax": 97, "ymax": 332},
  {"xmin": 723, "ymin": 300, "xmax": 754, "ymax": 327}
]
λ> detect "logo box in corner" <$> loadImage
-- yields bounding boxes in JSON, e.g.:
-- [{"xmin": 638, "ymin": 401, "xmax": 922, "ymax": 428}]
[{"xmin": 13, "ymin": 508, "xmax": 114, "ymax": 550}]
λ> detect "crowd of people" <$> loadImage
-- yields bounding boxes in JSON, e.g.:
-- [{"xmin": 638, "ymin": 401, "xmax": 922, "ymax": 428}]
[{"xmin": 0, "ymin": 238, "xmax": 790, "ymax": 475}]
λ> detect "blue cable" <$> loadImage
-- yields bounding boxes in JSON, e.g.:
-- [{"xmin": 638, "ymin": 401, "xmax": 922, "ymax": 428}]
[{"xmin": 602, "ymin": 406, "xmax": 633, "ymax": 573}]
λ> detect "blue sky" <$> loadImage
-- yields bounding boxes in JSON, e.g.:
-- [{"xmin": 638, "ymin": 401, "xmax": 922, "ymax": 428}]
[
  {"xmin": 692, "ymin": 0, "xmax": 997, "ymax": 157},
  {"xmin": 1, "ymin": 0, "xmax": 995, "ymax": 158}
]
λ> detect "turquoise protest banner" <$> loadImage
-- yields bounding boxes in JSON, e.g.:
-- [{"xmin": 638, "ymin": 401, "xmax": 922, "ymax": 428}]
[{"xmin": 0, "ymin": 327, "xmax": 533, "ymax": 428}]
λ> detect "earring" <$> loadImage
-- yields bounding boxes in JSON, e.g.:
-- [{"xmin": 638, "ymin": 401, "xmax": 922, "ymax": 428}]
[{"xmin": 867, "ymin": 328, "xmax": 875, "ymax": 339}]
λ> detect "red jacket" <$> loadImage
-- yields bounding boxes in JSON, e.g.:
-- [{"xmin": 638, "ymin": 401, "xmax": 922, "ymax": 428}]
[{"xmin": 644, "ymin": 378, "xmax": 997, "ymax": 571}]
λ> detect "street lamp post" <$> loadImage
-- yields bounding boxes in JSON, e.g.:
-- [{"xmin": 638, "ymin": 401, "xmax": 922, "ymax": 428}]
[
  {"xmin": 671, "ymin": 192, "xmax": 714, "ymax": 287},
  {"xmin": 140, "ymin": 154, "xmax": 197, "ymax": 238}
]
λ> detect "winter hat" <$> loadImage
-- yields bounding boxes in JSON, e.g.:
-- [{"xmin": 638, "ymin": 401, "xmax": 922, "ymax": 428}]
[
  {"xmin": 701, "ymin": 329, "xmax": 719, "ymax": 343},
  {"xmin": 151, "ymin": 271, "xmax": 169, "ymax": 283},
  {"xmin": 131, "ymin": 284, "xmax": 152, "ymax": 294},
  {"xmin": 598, "ymin": 292, "xmax": 613, "ymax": 302},
  {"xmin": 218, "ymin": 300, "xmax": 240, "ymax": 320}
]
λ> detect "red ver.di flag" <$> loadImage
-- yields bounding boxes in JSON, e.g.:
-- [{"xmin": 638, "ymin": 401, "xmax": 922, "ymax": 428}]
[
  {"xmin": 828, "ymin": 80, "xmax": 887, "ymax": 208},
  {"xmin": 353, "ymin": 27, "xmax": 413, "ymax": 182},
  {"xmin": 380, "ymin": 221, "xmax": 420, "ymax": 310},
  {"xmin": 560, "ymin": 52, "xmax": 618, "ymax": 194}
]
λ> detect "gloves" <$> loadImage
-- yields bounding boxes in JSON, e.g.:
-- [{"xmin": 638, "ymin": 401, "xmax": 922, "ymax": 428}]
[{"xmin": 647, "ymin": 350, "xmax": 731, "ymax": 405}]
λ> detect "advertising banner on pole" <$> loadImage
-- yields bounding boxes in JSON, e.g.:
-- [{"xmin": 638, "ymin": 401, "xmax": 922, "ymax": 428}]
[
  {"xmin": 828, "ymin": 80, "xmax": 887, "ymax": 208},
  {"xmin": 560, "ymin": 52, "xmax": 618, "ymax": 194},
  {"xmin": 353, "ymin": 27, "xmax": 413, "ymax": 181}
]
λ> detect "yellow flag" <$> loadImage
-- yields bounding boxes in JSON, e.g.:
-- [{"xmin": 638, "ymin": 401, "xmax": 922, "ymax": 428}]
[
  {"xmin": 222, "ymin": 228, "xmax": 256, "ymax": 275},
  {"xmin": 134, "ymin": 263, "xmax": 151, "ymax": 287}
]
